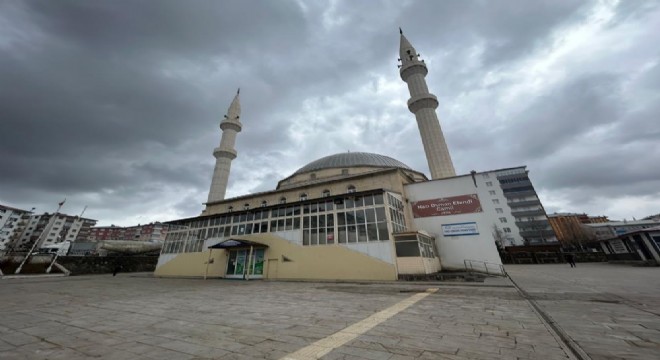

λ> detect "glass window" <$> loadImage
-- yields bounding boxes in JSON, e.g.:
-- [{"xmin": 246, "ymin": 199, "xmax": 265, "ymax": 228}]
[
  {"xmin": 293, "ymin": 218, "xmax": 301, "ymax": 229},
  {"xmin": 347, "ymin": 226, "xmax": 357, "ymax": 243},
  {"xmin": 377, "ymin": 222, "xmax": 389, "ymax": 240},
  {"xmin": 279, "ymin": 197, "xmax": 286, "ymax": 204},
  {"xmin": 322, "ymin": 190, "xmax": 331, "ymax": 197},
  {"xmin": 338, "ymin": 226, "xmax": 347, "ymax": 243},
  {"xmin": 375, "ymin": 207, "xmax": 386, "ymax": 222},
  {"xmin": 326, "ymin": 214, "xmax": 334, "ymax": 227},
  {"xmin": 364, "ymin": 195, "xmax": 374, "ymax": 206},
  {"xmin": 354, "ymin": 197, "xmax": 364, "ymax": 208},
  {"xmin": 345, "ymin": 198, "xmax": 354, "ymax": 209},
  {"xmin": 318, "ymin": 228, "xmax": 327, "ymax": 245},
  {"xmin": 499, "ymin": 217, "xmax": 507, "ymax": 223},
  {"xmin": 346, "ymin": 211, "xmax": 355, "ymax": 225},
  {"xmin": 367, "ymin": 223, "xmax": 378, "ymax": 241},
  {"xmin": 492, "ymin": 199, "xmax": 500, "ymax": 204},
  {"xmin": 355, "ymin": 209, "xmax": 366, "ymax": 224},
  {"xmin": 374, "ymin": 194, "xmax": 384, "ymax": 205},
  {"xmin": 261, "ymin": 200, "xmax": 268, "ymax": 207},
  {"xmin": 486, "ymin": 181, "xmax": 493, "ymax": 186},
  {"xmin": 337, "ymin": 212, "xmax": 346, "ymax": 226},
  {"xmin": 496, "ymin": 208, "xmax": 503, "ymax": 213},
  {"xmin": 311, "ymin": 228, "xmax": 318, "ymax": 245},
  {"xmin": 357, "ymin": 224, "xmax": 368, "ymax": 242},
  {"xmin": 395, "ymin": 242, "xmax": 420, "ymax": 257},
  {"xmin": 347, "ymin": 185, "xmax": 356, "ymax": 193},
  {"xmin": 303, "ymin": 230, "xmax": 310, "ymax": 245},
  {"xmin": 300, "ymin": 193, "xmax": 308, "ymax": 201},
  {"xmin": 365, "ymin": 208, "xmax": 376, "ymax": 223},
  {"xmin": 325, "ymin": 200, "xmax": 333, "ymax": 211}
]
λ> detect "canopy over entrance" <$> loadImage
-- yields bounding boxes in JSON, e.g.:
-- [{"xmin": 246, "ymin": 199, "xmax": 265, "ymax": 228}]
[{"xmin": 208, "ymin": 239, "xmax": 269, "ymax": 249}]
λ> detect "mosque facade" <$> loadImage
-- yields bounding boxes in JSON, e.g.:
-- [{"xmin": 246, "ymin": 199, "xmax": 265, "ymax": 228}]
[{"xmin": 154, "ymin": 31, "xmax": 556, "ymax": 280}]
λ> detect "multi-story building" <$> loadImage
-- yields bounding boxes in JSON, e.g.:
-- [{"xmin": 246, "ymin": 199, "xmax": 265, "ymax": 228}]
[
  {"xmin": 89, "ymin": 222, "xmax": 171, "ymax": 242},
  {"xmin": 488, "ymin": 167, "xmax": 557, "ymax": 246},
  {"xmin": 9, "ymin": 213, "xmax": 97, "ymax": 251},
  {"xmin": 0, "ymin": 205, "xmax": 33, "ymax": 251}
]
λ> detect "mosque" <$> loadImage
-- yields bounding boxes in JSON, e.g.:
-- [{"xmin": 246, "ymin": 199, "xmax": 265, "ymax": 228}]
[{"xmin": 155, "ymin": 31, "xmax": 553, "ymax": 280}]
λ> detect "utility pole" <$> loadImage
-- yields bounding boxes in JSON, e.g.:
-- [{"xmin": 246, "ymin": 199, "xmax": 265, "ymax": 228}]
[{"xmin": 15, "ymin": 200, "xmax": 65, "ymax": 274}]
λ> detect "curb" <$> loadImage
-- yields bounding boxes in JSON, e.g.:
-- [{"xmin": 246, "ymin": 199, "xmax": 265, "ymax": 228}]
[{"xmin": 508, "ymin": 275, "xmax": 591, "ymax": 360}]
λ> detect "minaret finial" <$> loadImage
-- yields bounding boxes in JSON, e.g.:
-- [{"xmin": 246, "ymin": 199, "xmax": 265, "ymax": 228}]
[
  {"xmin": 237, "ymin": 88, "xmax": 240, "ymax": 95},
  {"xmin": 399, "ymin": 27, "xmax": 403, "ymax": 35}
]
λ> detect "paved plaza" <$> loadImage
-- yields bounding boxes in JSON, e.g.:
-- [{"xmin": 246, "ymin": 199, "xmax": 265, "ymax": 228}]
[{"xmin": 0, "ymin": 263, "xmax": 658, "ymax": 359}]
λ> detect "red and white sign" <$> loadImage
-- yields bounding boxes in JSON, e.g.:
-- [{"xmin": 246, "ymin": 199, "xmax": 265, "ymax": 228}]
[{"xmin": 411, "ymin": 194, "xmax": 482, "ymax": 218}]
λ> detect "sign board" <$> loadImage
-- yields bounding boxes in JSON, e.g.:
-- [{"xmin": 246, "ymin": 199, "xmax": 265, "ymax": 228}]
[
  {"xmin": 442, "ymin": 222, "xmax": 479, "ymax": 237},
  {"xmin": 411, "ymin": 194, "xmax": 482, "ymax": 218}
]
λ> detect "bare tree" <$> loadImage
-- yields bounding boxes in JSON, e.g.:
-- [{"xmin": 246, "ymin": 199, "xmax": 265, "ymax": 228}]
[{"xmin": 492, "ymin": 224, "xmax": 506, "ymax": 251}]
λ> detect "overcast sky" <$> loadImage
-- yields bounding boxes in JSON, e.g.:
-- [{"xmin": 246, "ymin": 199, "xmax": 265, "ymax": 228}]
[{"xmin": 1, "ymin": 0, "xmax": 659, "ymax": 226}]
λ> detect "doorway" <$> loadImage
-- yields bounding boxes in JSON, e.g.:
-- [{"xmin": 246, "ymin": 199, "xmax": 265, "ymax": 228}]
[{"xmin": 226, "ymin": 248, "xmax": 265, "ymax": 279}]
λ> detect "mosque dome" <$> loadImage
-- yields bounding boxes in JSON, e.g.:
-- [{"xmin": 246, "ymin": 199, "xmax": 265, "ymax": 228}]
[{"xmin": 293, "ymin": 152, "xmax": 412, "ymax": 175}]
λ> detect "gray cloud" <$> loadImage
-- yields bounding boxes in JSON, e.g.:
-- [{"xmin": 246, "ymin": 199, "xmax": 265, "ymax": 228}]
[{"xmin": 1, "ymin": 0, "xmax": 659, "ymax": 225}]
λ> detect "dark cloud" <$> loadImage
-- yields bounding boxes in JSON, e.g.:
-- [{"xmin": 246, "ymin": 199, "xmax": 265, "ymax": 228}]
[{"xmin": 1, "ymin": 0, "xmax": 658, "ymax": 224}]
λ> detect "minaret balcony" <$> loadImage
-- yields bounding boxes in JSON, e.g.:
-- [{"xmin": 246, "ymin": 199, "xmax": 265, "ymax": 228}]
[
  {"xmin": 399, "ymin": 62, "xmax": 428, "ymax": 81},
  {"xmin": 213, "ymin": 147, "xmax": 237, "ymax": 160},
  {"xmin": 407, "ymin": 94, "xmax": 439, "ymax": 113},
  {"xmin": 220, "ymin": 120, "xmax": 243, "ymax": 132}
]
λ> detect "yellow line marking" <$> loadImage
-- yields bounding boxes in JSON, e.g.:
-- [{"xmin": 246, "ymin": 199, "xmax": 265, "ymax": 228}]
[{"xmin": 280, "ymin": 288, "xmax": 438, "ymax": 360}]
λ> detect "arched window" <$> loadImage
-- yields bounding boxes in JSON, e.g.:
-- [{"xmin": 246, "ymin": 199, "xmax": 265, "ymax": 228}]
[
  {"xmin": 299, "ymin": 193, "xmax": 308, "ymax": 201},
  {"xmin": 279, "ymin": 197, "xmax": 287, "ymax": 204},
  {"xmin": 243, "ymin": 203, "xmax": 250, "ymax": 210},
  {"xmin": 228, "ymin": 206, "xmax": 234, "ymax": 212},
  {"xmin": 322, "ymin": 189, "xmax": 331, "ymax": 198},
  {"xmin": 261, "ymin": 200, "xmax": 268, "ymax": 207},
  {"xmin": 310, "ymin": 173, "xmax": 317, "ymax": 180},
  {"xmin": 347, "ymin": 185, "xmax": 356, "ymax": 193}
]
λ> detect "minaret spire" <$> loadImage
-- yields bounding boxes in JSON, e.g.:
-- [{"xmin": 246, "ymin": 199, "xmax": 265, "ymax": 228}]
[
  {"xmin": 207, "ymin": 90, "xmax": 243, "ymax": 203},
  {"xmin": 398, "ymin": 31, "xmax": 455, "ymax": 179}
]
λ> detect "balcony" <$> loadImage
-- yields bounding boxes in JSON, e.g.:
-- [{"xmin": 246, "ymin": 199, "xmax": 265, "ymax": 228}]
[
  {"xmin": 516, "ymin": 219, "xmax": 551, "ymax": 228},
  {"xmin": 503, "ymin": 189, "xmax": 537, "ymax": 198},
  {"xmin": 500, "ymin": 180, "xmax": 532, "ymax": 190},
  {"xmin": 519, "ymin": 229, "xmax": 556, "ymax": 238},
  {"xmin": 507, "ymin": 199, "xmax": 541, "ymax": 208},
  {"xmin": 510, "ymin": 208, "xmax": 545, "ymax": 217}
]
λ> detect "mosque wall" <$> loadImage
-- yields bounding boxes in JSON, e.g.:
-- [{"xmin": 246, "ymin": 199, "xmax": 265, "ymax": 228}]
[
  {"xmin": 155, "ymin": 233, "xmax": 397, "ymax": 281},
  {"xmin": 404, "ymin": 175, "xmax": 504, "ymax": 272},
  {"xmin": 204, "ymin": 170, "xmax": 414, "ymax": 216}
]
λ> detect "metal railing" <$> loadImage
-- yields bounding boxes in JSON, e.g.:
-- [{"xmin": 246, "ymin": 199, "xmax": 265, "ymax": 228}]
[{"xmin": 464, "ymin": 259, "xmax": 507, "ymax": 276}]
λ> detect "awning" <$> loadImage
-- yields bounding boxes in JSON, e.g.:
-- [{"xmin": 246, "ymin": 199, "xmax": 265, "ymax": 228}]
[{"xmin": 208, "ymin": 239, "xmax": 269, "ymax": 249}]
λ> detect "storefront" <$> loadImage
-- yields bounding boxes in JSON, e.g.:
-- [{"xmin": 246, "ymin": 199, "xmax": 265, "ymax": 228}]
[{"xmin": 209, "ymin": 239, "xmax": 267, "ymax": 279}]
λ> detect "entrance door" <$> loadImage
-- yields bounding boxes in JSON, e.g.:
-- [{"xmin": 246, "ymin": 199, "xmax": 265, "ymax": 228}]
[{"xmin": 225, "ymin": 248, "xmax": 265, "ymax": 279}]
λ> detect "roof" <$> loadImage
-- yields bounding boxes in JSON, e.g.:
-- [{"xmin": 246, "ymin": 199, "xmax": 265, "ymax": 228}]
[
  {"xmin": 209, "ymin": 239, "xmax": 269, "ymax": 249},
  {"xmin": 584, "ymin": 220, "xmax": 659, "ymax": 228},
  {"xmin": 293, "ymin": 152, "xmax": 413, "ymax": 175}
]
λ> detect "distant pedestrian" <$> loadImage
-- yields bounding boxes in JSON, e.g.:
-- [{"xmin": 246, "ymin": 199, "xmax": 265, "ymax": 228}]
[{"xmin": 566, "ymin": 254, "xmax": 576, "ymax": 268}]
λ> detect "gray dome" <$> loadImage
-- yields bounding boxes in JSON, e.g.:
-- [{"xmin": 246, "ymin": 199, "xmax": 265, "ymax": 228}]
[{"xmin": 294, "ymin": 152, "xmax": 412, "ymax": 174}]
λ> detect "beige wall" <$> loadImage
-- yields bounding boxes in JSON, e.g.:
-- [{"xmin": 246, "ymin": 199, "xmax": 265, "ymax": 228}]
[
  {"xmin": 395, "ymin": 256, "xmax": 441, "ymax": 275},
  {"xmin": 155, "ymin": 233, "xmax": 398, "ymax": 281},
  {"xmin": 154, "ymin": 250, "xmax": 228, "ymax": 278}
]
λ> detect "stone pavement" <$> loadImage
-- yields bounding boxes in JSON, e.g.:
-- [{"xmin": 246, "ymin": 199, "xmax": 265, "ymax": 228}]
[
  {"xmin": 0, "ymin": 273, "xmax": 572, "ymax": 359},
  {"xmin": 507, "ymin": 263, "xmax": 660, "ymax": 360}
]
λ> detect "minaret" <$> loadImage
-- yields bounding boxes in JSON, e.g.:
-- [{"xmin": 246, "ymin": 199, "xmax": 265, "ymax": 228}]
[
  {"xmin": 398, "ymin": 29, "xmax": 456, "ymax": 179},
  {"xmin": 207, "ymin": 89, "xmax": 242, "ymax": 203}
]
